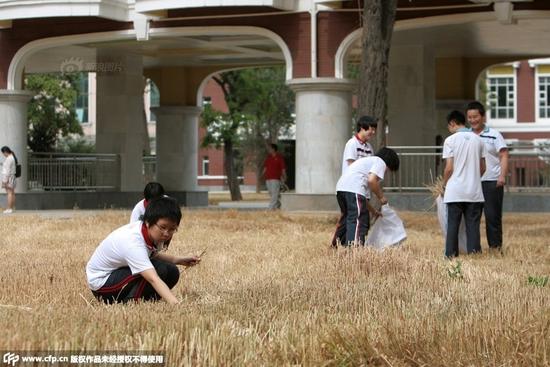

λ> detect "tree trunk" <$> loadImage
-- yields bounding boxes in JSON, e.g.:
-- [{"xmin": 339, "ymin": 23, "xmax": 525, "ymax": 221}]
[
  {"xmin": 223, "ymin": 139, "xmax": 243, "ymax": 201},
  {"xmin": 358, "ymin": 0, "xmax": 398, "ymax": 149},
  {"xmin": 255, "ymin": 160, "xmax": 263, "ymax": 194}
]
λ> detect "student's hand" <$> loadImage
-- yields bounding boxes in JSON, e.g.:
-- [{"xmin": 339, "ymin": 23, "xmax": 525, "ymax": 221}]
[
  {"xmin": 182, "ymin": 256, "xmax": 201, "ymax": 266},
  {"xmin": 379, "ymin": 196, "xmax": 388, "ymax": 205},
  {"xmin": 371, "ymin": 208, "xmax": 382, "ymax": 219},
  {"xmin": 496, "ymin": 176, "xmax": 506, "ymax": 187}
]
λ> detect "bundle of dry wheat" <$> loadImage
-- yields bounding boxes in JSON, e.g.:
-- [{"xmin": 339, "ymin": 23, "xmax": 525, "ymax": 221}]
[{"xmin": 425, "ymin": 175, "xmax": 445, "ymax": 210}]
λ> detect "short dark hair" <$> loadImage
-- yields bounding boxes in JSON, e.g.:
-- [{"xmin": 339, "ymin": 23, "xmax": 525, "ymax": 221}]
[
  {"xmin": 466, "ymin": 101, "xmax": 486, "ymax": 116},
  {"xmin": 270, "ymin": 143, "xmax": 278, "ymax": 152},
  {"xmin": 375, "ymin": 147, "xmax": 399, "ymax": 172},
  {"xmin": 143, "ymin": 182, "xmax": 165, "ymax": 201},
  {"xmin": 1, "ymin": 146, "xmax": 12, "ymax": 154},
  {"xmin": 447, "ymin": 110, "xmax": 466, "ymax": 126},
  {"xmin": 356, "ymin": 115, "xmax": 378, "ymax": 133},
  {"xmin": 142, "ymin": 196, "xmax": 182, "ymax": 226}
]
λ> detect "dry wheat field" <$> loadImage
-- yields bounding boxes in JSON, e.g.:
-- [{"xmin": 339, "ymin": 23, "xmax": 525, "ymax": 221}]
[{"xmin": 0, "ymin": 209, "xmax": 548, "ymax": 366}]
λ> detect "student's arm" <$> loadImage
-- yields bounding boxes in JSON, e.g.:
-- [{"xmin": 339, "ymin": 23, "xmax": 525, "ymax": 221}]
[
  {"xmin": 366, "ymin": 201, "xmax": 382, "ymax": 218},
  {"xmin": 346, "ymin": 159, "xmax": 355, "ymax": 166},
  {"xmin": 480, "ymin": 157, "xmax": 486, "ymax": 177},
  {"xmin": 153, "ymin": 252, "xmax": 201, "ymax": 267},
  {"xmin": 497, "ymin": 149, "xmax": 509, "ymax": 187},
  {"xmin": 281, "ymin": 168, "xmax": 287, "ymax": 182},
  {"xmin": 140, "ymin": 268, "xmax": 179, "ymax": 304},
  {"xmin": 443, "ymin": 158, "xmax": 454, "ymax": 188},
  {"xmin": 367, "ymin": 173, "xmax": 387, "ymax": 205}
]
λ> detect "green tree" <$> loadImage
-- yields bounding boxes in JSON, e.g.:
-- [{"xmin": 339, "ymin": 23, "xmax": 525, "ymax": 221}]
[
  {"xmin": 239, "ymin": 67, "xmax": 294, "ymax": 192},
  {"xmin": 25, "ymin": 73, "xmax": 82, "ymax": 152},
  {"xmin": 201, "ymin": 71, "xmax": 249, "ymax": 201},
  {"xmin": 201, "ymin": 67, "xmax": 295, "ymax": 199}
]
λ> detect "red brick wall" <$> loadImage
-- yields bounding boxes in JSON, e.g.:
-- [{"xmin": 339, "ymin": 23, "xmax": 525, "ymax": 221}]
[
  {"xmin": 503, "ymin": 132, "xmax": 550, "ymax": 140},
  {"xmin": 317, "ymin": 11, "xmax": 360, "ymax": 78},
  {"xmin": 517, "ymin": 61, "xmax": 535, "ymax": 123}
]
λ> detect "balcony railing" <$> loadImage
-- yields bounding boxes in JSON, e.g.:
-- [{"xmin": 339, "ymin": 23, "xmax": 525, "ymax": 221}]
[
  {"xmin": 28, "ymin": 152, "xmax": 120, "ymax": 191},
  {"xmin": 22, "ymin": 144, "xmax": 550, "ymax": 192},
  {"xmin": 385, "ymin": 145, "xmax": 550, "ymax": 191}
]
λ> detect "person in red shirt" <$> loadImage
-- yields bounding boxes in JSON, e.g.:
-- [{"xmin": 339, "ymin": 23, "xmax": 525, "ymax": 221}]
[{"xmin": 263, "ymin": 143, "xmax": 287, "ymax": 210}]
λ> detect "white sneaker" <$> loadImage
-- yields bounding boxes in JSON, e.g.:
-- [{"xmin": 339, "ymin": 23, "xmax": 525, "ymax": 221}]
[{"xmin": 3, "ymin": 209, "xmax": 13, "ymax": 214}]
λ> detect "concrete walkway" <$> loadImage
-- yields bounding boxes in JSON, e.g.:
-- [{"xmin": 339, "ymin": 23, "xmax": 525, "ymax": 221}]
[
  {"xmin": 216, "ymin": 201, "xmax": 270, "ymax": 210},
  {"xmin": 0, "ymin": 201, "xmax": 275, "ymax": 219}
]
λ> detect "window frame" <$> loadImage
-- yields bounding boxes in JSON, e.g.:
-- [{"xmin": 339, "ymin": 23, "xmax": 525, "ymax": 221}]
[
  {"xmin": 486, "ymin": 72, "xmax": 517, "ymax": 124},
  {"xmin": 536, "ymin": 68, "xmax": 550, "ymax": 123}
]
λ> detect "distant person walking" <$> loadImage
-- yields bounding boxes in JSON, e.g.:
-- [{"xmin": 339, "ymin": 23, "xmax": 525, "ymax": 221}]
[
  {"xmin": 332, "ymin": 147, "xmax": 400, "ymax": 247},
  {"xmin": 467, "ymin": 101, "xmax": 509, "ymax": 252},
  {"xmin": 442, "ymin": 111, "xmax": 486, "ymax": 258},
  {"xmin": 130, "ymin": 182, "xmax": 166, "ymax": 223},
  {"xmin": 1, "ymin": 146, "xmax": 17, "ymax": 214},
  {"xmin": 263, "ymin": 143, "xmax": 286, "ymax": 210},
  {"xmin": 342, "ymin": 115, "xmax": 377, "ymax": 175}
]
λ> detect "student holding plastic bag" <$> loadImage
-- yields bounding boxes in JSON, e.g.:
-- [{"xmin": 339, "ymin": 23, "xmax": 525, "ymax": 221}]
[{"xmin": 331, "ymin": 147, "xmax": 400, "ymax": 247}]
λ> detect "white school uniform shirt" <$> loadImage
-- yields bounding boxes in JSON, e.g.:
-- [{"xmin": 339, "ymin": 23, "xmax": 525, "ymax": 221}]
[
  {"xmin": 130, "ymin": 199, "xmax": 146, "ymax": 223},
  {"xmin": 336, "ymin": 156, "xmax": 386, "ymax": 199},
  {"xmin": 86, "ymin": 221, "xmax": 154, "ymax": 290},
  {"xmin": 130, "ymin": 195, "xmax": 169, "ymax": 223},
  {"xmin": 1, "ymin": 154, "xmax": 15, "ymax": 178},
  {"xmin": 443, "ymin": 129, "xmax": 486, "ymax": 203},
  {"xmin": 341, "ymin": 135, "xmax": 374, "ymax": 175},
  {"xmin": 476, "ymin": 126, "xmax": 507, "ymax": 181}
]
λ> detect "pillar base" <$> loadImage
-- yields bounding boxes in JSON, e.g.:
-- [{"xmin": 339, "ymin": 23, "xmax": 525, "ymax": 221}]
[
  {"xmin": 0, "ymin": 190, "xmax": 208, "ymax": 210},
  {"xmin": 281, "ymin": 193, "xmax": 339, "ymax": 211}
]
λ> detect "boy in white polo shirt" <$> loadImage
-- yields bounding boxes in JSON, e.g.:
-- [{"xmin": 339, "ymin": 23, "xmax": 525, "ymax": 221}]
[
  {"xmin": 442, "ymin": 110, "xmax": 486, "ymax": 258},
  {"xmin": 467, "ymin": 101, "xmax": 509, "ymax": 251},
  {"xmin": 341, "ymin": 115, "xmax": 377, "ymax": 175},
  {"xmin": 332, "ymin": 147, "xmax": 400, "ymax": 247},
  {"xmin": 87, "ymin": 197, "xmax": 201, "ymax": 304}
]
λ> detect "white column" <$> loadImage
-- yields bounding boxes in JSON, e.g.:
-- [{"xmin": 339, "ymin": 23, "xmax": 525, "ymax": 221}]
[
  {"xmin": 153, "ymin": 106, "xmax": 201, "ymax": 191},
  {"xmin": 388, "ymin": 45, "xmax": 436, "ymax": 146},
  {"xmin": 288, "ymin": 78, "xmax": 355, "ymax": 194},
  {"xmin": 0, "ymin": 90, "xmax": 33, "ymax": 193},
  {"xmin": 95, "ymin": 52, "xmax": 146, "ymax": 191}
]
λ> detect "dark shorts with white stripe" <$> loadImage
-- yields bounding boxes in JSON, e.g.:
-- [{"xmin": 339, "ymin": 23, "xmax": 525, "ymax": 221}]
[
  {"xmin": 92, "ymin": 259, "xmax": 180, "ymax": 304},
  {"xmin": 332, "ymin": 191, "xmax": 370, "ymax": 247}
]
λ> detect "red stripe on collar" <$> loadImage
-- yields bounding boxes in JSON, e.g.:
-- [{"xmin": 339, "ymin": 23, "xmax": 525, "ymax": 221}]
[
  {"xmin": 141, "ymin": 222, "xmax": 155, "ymax": 251},
  {"xmin": 355, "ymin": 134, "xmax": 367, "ymax": 144}
]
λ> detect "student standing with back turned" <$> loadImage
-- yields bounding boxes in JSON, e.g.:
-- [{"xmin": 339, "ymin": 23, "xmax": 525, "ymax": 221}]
[{"xmin": 442, "ymin": 110, "xmax": 486, "ymax": 258}]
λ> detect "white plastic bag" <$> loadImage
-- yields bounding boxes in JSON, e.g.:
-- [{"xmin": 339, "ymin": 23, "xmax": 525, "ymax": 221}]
[
  {"xmin": 435, "ymin": 195, "xmax": 467, "ymax": 254},
  {"xmin": 366, "ymin": 205, "xmax": 407, "ymax": 249}
]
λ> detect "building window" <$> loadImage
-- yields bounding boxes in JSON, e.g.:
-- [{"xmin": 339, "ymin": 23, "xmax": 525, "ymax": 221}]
[
  {"xmin": 487, "ymin": 77, "xmax": 515, "ymax": 120},
  {"xmin": 203, "ymin": 96, "xmax": 212, "ymax": 106},
  {"xmin": 149, "ymin": 80, "xmax": 160, "ymax": 122},
  {"xmin": 538, "ymin": 76, "xmax": 550, "ymax": 118},
  {"xmin": 202, "ymin": 156, "xmax": 209, "ymax": 176},
  {"xmin": 75, "ymin": 73, "xmax": 89, "ymax": 123}
]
